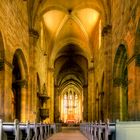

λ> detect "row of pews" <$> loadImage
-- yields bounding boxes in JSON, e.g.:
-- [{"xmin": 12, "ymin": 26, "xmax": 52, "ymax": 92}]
[
  {"xmin": 0, "ymin": 119, "xmax": 62, "ymax": 140},
  {"xmin": 80, "ymin": 120, "xmax": 140, "ymax": 140}
]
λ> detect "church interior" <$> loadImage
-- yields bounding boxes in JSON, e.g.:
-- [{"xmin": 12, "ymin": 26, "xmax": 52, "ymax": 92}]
[{"xmin": 0, "ymin": 0, "xmax": 140, "ymax": 126}]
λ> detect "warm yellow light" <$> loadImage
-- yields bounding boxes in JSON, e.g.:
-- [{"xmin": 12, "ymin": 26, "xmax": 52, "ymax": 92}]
[
  {"xmin": 76, "ymin": 8, "xmax": 100, "ymax": 35},
  {"xmin": 43, "ymin": 10, "xmax": 66, "ymax": 35},
  {"xmin": 99, "ymin": 20, "xmax": 101, "ymax": 49},
  {"xmin": 60, "ymin": 86, "xmax": 82, "ymax": 123},
  {"xmin": 40, "ymin": 22, "xmax": 44, "ymax": 50}
]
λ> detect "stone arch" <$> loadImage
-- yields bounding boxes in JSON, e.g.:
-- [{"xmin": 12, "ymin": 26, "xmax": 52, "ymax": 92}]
[
  {"xmin": 49, "ymin": 38, "xmax": 91, "ymax": 68},
  {"xmin": 35, "ymin": 2, "xmax": 106, "ymax": 23},
  {"xmin": 113, "ymin": 44, "xmax": 128, "ymax": 120},
  {"xmin": 12, "ymin": 49, "xmax": 28, "ymax": 121},
  {"xmin": 59, "ymin": 84, "xmax": 83, "ymax": 123},
  {"xmin": 113, "ymin": 45, "xmax": 128, "ymax": 86}
]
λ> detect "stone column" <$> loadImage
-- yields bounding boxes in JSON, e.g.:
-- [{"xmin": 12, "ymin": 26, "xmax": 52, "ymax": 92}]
[
  {"xmin": 14, "ymin": 80, "xmax": 28, "ymax": 122},
  {"xmin": 112, "ymin": 81, "xmax": 122, "ymax": 120},
  {"xmin": 126, "ymin": 56, "xmax": 140, "ymax": 120},
  {"xmin": 88, "ymin": 67, "xmax": 95, "ymax": 122},
  {"xmin": 102, "ymin": 25, "xmax": 112, "ymax": 120},
  {"xmin": 3, "ymin": 60, "xmax": 13, "ymax": 121},
  {"xmin": 135, "ymin": 55, "xmax": 140, "ymax": 120},
  {"xmin": 54, "ymin": 85, "xmax": 60, "ymax": 122},
  {"xmin": 29, "ymin": 29, "xmax": 39, "ymax": 121},
  {"xmin": 0, "ymin": 60, "xmax": 4, "ymax": 120},
  {"xmin": 83, "ymin": 85, "xmax": 88, "ymax": 122},
  {"xmin": 47, "ymin": 68, "xmax": 54, "ymax": 123}
]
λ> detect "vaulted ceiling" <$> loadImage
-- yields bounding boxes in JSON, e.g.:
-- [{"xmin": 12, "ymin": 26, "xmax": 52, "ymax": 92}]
[
  {"xmin": 27, "ymin": 0, "xmax": 111, "ymax": 88},
  {"xmin": 28, "ymin": 0, "xmax": 111, "ymax": 61}
]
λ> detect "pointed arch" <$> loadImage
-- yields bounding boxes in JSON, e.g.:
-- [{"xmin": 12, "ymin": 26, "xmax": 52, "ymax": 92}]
[
  {"xmin": 113, "ymin": 44, "xmax": 128, "ymax": 120},
  {"xmin": 12, "ymin": 49, "xmax": 28, "ymax": 79},
  {"xmin": 113, "ymin": 44, "xmax": 128, "ymax": 86},
  {"xmin": 12, "ymin": 49, "xmax": 28, "ymax": 121}
]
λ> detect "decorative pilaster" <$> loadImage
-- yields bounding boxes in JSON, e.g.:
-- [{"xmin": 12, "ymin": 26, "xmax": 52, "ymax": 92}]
[
  {"xmin": 102, "ymin": 25, "xmax": 112, "ymax": 120},
  {"xmin": 88, "ymin": 67, "xmax": 95, "ymax": 121},
  {"xmin": 47, "ymin": 68, "xmax": 54, "ymax": 123},
  {"xmin": 133, "ymin": 54, "xmax": 140, "ymax": 120},
  {"xmin": 20, "ymin": 82, "xmax": 28, "ymax": 122},
  {"xmin": 126, "ymin": 54, "xmax": 140, "ymax": 120},
  {"xmin": 54, "ymin": 85, "xmax": 60, "ymax": 122},
  {"xmin": 83, "ymin": 85, "xmax": 88, "ymax": 121},
  {"xmin": 28, "ymin": 28, "xmax": 39, "ymax": 121},
  {"xmin": 102, "ymin": 25, "xmax": 112, "ymax": 37},
  {"xmin": 3, "ymin": 60, "xmax": 13, "ymax": 121}
]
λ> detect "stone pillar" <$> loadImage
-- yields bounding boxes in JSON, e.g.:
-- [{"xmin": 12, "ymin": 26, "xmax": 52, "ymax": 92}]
[
  {"xmin": 18, "ymin": 80, "xmax": 28, "ymax": 122},
  {"xmin": 112, "ymin": 81, "xmax": 122, "ymax": 120},
  {"xmin": 102, "ymin": 25, "xmax": 112, "ymax": 120},
  {"xmin": 29, "ymin": 29, "xmax": 39, "ymax": 121},
  {"xmin": 126, "ymin": 59, "xmax": 136, "ymax": 120},
  {"xmin": 0, "ymin": 60, "xmax": 4, "ymax": 120},
  {"xmin": 88, "ymin": 67, "xmax": 95, "ymax": 122},
  {"xmin": 47, "ymin": 68, "xmax": 54, "ymax": 123},
  {"xmin": 135, "ymin": 55, "xmax": 140, "ymax": 120},
  {"xmin": 3, "ymin": 60, "xmax": 13, "ymax": 121},
  {"xmin": 83, "ymin": 85, "xmax": 88, "ymax": 121},
  {"xmin": 54, "ymin": 85, "xmax": 60, "ymax": 122}
]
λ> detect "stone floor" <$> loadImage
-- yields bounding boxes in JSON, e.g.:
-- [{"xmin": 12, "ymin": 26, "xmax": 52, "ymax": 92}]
[{"xmin": 47, "ymin": 127, "xmax": 88, "ymax": 140}]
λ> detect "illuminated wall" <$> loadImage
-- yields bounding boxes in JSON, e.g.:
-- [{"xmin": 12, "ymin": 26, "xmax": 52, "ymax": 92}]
[{"xmin": 60, "ymin": 85, "xmax": 83, "ymax": 123}]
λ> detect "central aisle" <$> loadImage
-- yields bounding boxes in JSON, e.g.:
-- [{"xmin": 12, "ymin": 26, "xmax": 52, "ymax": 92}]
[{"xmin": 47, "ymin": 127, "xmax": 88, "ymax": 140}]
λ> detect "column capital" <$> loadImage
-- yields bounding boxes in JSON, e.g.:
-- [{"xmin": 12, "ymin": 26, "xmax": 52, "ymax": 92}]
[
  {"xmin": 48, "ymin": 67, "xmax": 54, "ymax": 72},
  {"xmin": 12, "ymin": 79, "xmax": 28, "ymax": 88},
  {"xmin": 29, "ymin": 28, "xmax": 39, "ymax": 39},
  {"xmin": 102, "ymin": 25, "xmax": 112, "ymax": 37},
  {"xmin": 88, "ymin": 67, "xmax": 94, "ymax": 73},
  {"xmin": 54, "ymin": 84, "xmax": 59, "ymax": 88},
  {"xmin": 83, "ymin": 84, "xmax": 88, "ymax": 88},
  {"xmin": 113, "ymin": 77, "xmax": 128, "ymax": 87}
]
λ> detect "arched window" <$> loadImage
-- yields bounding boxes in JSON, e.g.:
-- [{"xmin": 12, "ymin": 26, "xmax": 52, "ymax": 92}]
[{"xmin": 63, "ymin": 90, "xmax": 80, "ymax": 123}]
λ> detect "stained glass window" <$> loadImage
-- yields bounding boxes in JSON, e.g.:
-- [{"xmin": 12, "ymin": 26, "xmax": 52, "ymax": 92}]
[{"xmin": 63, "ymin": 90, "xmax": 79, "ymax": 122}]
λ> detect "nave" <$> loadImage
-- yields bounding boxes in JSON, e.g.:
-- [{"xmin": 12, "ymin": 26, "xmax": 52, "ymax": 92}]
[
  {"xmin": 0, "ymin": 1, "xmax": 140, "ymax": 140},
  {"xmin": 47, "ymin": 127, "xmax": 88, "ymax": 140}
]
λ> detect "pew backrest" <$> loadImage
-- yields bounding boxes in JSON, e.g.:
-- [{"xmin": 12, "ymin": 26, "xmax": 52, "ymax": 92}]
[{"xmin": 116, "ymin": 121, "xmax": 140, "ymax": 140}]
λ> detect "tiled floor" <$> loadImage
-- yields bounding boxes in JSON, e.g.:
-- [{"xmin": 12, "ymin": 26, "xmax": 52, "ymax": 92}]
[{"xmin": 47, "ymin": 127, "xmax": 88, "ymax": 140}]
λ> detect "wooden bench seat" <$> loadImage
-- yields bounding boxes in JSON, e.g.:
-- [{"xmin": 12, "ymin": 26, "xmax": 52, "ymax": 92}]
[{"xmin": 0, "ymin": 119, "xmax": 61, "ymax": 140}]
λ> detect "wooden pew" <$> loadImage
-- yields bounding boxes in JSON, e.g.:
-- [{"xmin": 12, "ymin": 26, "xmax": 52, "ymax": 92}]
[
  {"xmin": 80, "ymin": 120, "xmax": 116, "ymax": 140},
  {"xmin": 1, "ymin": 119, "xmax": 22, "ymax": 140},
  {"xmin": 116, "ymin": 121, "xmax": 140, "ymax": 140},
  {"xmin": 80, "ymin": 120, "xmax": 140, "ymax": 140},
  {"xmin": 0, "ymin": 119, "xmax": 61, "ymax": 140}
]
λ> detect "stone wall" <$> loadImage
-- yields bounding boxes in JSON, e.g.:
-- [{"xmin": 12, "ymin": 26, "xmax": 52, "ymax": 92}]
[
  {"xmin": 0, "ymin": 0, "xmax": 29, "ymax": 121},
  {"xmin": 111, "ymin": 0, "xmax": 140, "ymax": 120}
]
